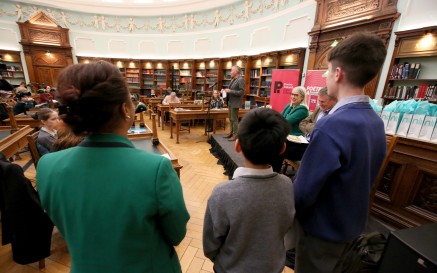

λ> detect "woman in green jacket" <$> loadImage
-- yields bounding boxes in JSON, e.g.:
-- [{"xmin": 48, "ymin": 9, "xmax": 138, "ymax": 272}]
[
  {"xmin": 281, "ymin": 86, "xmax": 309, "ymax": 136},
  {"xmin": 37, "ymin": 61, "xmax": 190, "ymax": 273}
]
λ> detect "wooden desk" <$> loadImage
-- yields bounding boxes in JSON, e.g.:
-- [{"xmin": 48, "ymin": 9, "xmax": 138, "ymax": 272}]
[
  {"xmin": 157, "ymin": 104, "xmax": 204, "ymax": 130},
  {"xmin": 143, "ymin": 98, "xmax": 163, "ymax": 119},
  {"xmin": 0, "ymin": 125, "xmax": 34, "ymax": 159},
  {"xmin": 169, "ymin": 108, "xmax": 249, "ymax": 144},
  {"xmin": 4, "ymin": 115, "xmax": 40, "ymax": 128},
  {"xmin": 127, "ymin": 133, "xmax": 182, "ymax": 178}
]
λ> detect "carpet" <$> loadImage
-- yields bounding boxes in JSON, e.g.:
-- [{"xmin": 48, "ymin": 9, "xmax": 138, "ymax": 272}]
[{"xmin": 208, "ymin": 134, "xmax": 244, "ymax": 178}]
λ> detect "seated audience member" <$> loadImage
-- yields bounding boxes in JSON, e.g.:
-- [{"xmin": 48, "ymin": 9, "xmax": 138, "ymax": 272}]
[
  {"xmin": 299, "ymin": 87, "xmax": 337, "ymax": 137},
  {"xmin": 37, "ymin": 61, "xmax": 190, "ymax": 273},
  {"xmin": 39, "ymin": 85, "xmax": 54, "ymax": 105},
  {"xmin": 131, "ymin": 95, "xmax": 147, "ymax": 113},
  {"xmin": 210, "ymin": 90, "xmax": 224, "ymax": 109},
  {"xmin": 271, "ymin": 87, "xmax": 308, "ymax": 172},
  {"xmin": 13, "ymin": 82, "xmax": 35, "ymax": 114},
  {"xmin": 203, "ymin": 108, "xmax": 295, "ymax": 273},
  {"xmin": 276, "ymin": 87, "xmax": 337, "ymax": 169},
  {"xmin": 36, "ymin": 108, "xmax": 59, "ymax": 155},
  {"xmin": 162, "ymin": 91, "xmax": 180, "ymax": 105},
  {"xmin": 281, "ymin": 86, "xmax": 309, "ymax": 136}
]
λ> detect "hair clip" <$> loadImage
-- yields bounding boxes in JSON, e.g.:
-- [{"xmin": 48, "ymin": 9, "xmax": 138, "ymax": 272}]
[{"xmin": 58, "ymin": 105, "xmax": 71, "ymax": 115}]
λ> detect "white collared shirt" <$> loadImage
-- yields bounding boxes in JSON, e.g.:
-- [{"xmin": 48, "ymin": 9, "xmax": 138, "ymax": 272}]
[
  {"xmin": 232, "ymin": 166, "xmax": 273, "ymax": 179},
  {"xmin": 329, "ymin": 95, "xmax": 369, "ymax": 114}
]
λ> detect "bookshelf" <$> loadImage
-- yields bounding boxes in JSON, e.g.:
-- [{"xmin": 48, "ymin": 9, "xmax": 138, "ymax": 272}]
[
  {"xmin": 125, "ymin": 60, "xmax": 141, "ymax": 92},
  {"xmin": 205, "ymin": 59, "xmax": 219, "ymax": 92},
  {"xmin": 382, "ymin": 27, "xmax": 437, "ymax": 105},
  {"xmin": 260, "ymin": 55, "xmax": 277, "ymax": 97},
  {"xmin": 142, "ymin": 61, "xmax": 155, "ymax": 93},
  {"xmin": 249, "ymin": 58, "xmax": 261, "ymax": 95},
  {"xmin": 154, "ymin": 61, "xmax": 167, "ymax": 90},
  {"xmin": 221, "ymin": 58, "xmax": 246, "ymax": 90},
  {"xmin": 195, "ymin": 61, "xmax": 206, "ymax": 91},
  {"xmin": 0, "ymin": 50, "xmax": 25, "ymax": 87},
  {"xmin": 178, "ymin": 60, "xmax": 193, "ymax": 94}
]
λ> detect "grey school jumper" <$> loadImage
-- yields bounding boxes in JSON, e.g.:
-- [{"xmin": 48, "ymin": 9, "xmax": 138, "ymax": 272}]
[{"xmin": 203, "ymin": 172, "xmax": 295, "ymax": 273}]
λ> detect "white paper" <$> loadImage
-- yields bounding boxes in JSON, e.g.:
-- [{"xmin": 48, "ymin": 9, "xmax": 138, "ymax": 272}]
[
  {"xmin": 418, "ymin": 116, "xmax": 437, "ymax": 141},
  {"xmin": 386, "ymin": 112, "xmax": 400, "ymax": 135},
  {"xmin": 396, "ymin": 113, "xmax": 413, "ymax": 136},
  {"xmin": 380, "ymin": 111, "xmax": 391, "ymax": 131},
  {"xmin": 431, "ymin": 125, "xmax": 437, "ymax": 143},
  {"xmin": 161, "ymin": 153, "xmax": 171, "ymax": 160},
  {"xmin": 221, "ymin": 90, "xmax": 227, "ymax": 98},
  {"xmin": 407, "ymin": 114, "xmax": 425, "ymax": 138}
]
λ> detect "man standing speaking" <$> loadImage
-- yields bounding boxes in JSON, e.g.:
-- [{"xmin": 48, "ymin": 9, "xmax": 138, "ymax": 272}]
[{"xmin": 222, "ymin": 66, "xmax": 244, "ymax": 141}]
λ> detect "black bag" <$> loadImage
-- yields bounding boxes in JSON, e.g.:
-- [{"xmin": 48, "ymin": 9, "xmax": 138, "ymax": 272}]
[{"xmin": 341, "ymin": 232, "xmax": 387, "ymax": 273}]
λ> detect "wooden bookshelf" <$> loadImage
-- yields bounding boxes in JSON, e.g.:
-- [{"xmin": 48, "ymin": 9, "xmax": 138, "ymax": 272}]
[
  {"xmin": 382, "ymin": 26, "xmax": 437, "ymax": 105},
  {"xmin": 0, "ymin": 50, "xmax": 25, "ymax": 87}
]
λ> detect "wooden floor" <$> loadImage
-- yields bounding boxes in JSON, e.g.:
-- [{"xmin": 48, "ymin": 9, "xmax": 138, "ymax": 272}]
[{"xmin": 0, "ymin": 116, "xmax": 294, "ymax": 273}]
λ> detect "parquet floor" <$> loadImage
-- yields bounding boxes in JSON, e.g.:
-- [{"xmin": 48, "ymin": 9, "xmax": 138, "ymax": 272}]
[{"xmin": 0, "ymin": 116, "xmax": 294, "ymax": 273}]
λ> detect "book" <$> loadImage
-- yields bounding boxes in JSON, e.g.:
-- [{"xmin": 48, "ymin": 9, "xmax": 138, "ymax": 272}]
[{"xmin": 287, "ymin": 135, "xmax": 309, "ymax": 144}]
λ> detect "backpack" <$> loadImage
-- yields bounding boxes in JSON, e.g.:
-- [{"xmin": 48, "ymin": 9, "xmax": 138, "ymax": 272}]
[{"xmin": 341, "ymin": 232, "xmax": 387, "ymax": 273}]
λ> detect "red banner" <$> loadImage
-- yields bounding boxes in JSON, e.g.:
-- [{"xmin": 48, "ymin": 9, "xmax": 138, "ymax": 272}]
[
  {"xmin": 270, "ymin": 69, "xmax": 300, "ymax": 112},
  {"xmin": 304, "ymin": 70, "xmax": 326, "ymax": 112}
]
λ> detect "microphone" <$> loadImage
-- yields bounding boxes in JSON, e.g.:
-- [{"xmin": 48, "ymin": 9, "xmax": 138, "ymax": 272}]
[{"xmin": 209, "ymin": 82, "xmax": 217, "ymax": 88}]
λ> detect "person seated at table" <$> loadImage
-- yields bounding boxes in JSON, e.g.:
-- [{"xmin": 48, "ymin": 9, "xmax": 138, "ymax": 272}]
[
  {"xmin": 210, "ymin": 90, "xmax": 224, "ymax": 109},
  {"xmin": 13, "ymin": 82, "xmax": 35, "ymax": 114},
  {"xmin": 299, "ymin": 87, "xmax": 337, "ymax": 138},
  {"xmin": 271, "ymin": 86, "xmax": 308, "ymax": 172},
  {"xmin": 36, "ymin": 61, "xmax": 190, "ymax": 273},
  {"xmin": 162, "ymin": 91, "xmax": 180, "ymax": 105},
  {"xmin": 39, "ymin": 85, "xmax": 55, "ymax": 105},
  {"xmin": 36, "ymin": 108, "xmax": 59, "ymax": 155}
]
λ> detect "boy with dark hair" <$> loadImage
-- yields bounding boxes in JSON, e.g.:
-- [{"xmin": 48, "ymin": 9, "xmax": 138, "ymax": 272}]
[
  {"xmin": 203, "ymin": 108, "xmax": 295, "ymax": 273},
  {"xmin": 294, "ymin": 32, "xmax": 387, "ymax": 273}
]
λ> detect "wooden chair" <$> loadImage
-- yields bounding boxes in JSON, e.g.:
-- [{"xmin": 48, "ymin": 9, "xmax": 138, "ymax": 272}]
[
  {"xmin": 26, "ymin": 131, "xmax": 41, "ymax": 168},
  {"xmin": 281, "ymin": 159, "xmax": 300, "ymax": 175},
  {"xmin": 369, "ymin": 135, "xmax": 399, "ymax": 208}
]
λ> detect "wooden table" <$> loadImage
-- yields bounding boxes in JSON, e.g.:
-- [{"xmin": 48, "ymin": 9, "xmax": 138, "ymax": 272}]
[
  {"xmin": 127, "ymin": 132, "xmax": 182, "ymax": 178},
  {"xmin": 0, "ymin": 125, "xmax": 34, "ymax": 159},
  {"xmin": 3, "ymin": 115, "xmax": 40, "ymax": 128},
  {"xmin": 169, "ymin": 108, "xmax": 249, "ymax": 144},
  {"xmin": 142, "ymin": 98, "xmax": 163, "ymax": 119},
  {"xmin": 157, "ymin": 104, "xmax": 204, "ymax": 130}
]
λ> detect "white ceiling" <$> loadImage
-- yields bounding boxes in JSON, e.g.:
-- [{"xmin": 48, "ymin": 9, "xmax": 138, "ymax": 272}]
[{"xmin": 14, "ymin": 0, "xmax": 243, "ymax": 16}]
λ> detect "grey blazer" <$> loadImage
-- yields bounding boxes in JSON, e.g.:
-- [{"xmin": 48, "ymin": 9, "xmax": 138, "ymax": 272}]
[{"xmin": 227, "ymin": 76, "xmax": 245, "ymax": 108}]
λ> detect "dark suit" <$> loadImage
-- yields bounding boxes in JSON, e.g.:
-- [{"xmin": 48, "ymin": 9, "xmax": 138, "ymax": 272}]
[
  {"xmin": 227, "ymin": 76, "xmax": 244, "ymax": 136},
  {"xmin": 0, "ymin": 156, "xmax": 53, "ymax": 264}
]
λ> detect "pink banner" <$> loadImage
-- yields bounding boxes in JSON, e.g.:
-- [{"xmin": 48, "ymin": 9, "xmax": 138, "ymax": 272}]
[
  {"xmin": 304, "ymin": 70, "xmax": 326, "ymax": 112},
  {"xmin": 270, "ymin": 69, "xmax": 300, "ymax": 112}
]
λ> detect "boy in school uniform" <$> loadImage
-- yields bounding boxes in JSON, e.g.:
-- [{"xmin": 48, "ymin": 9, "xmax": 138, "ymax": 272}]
[
  {"xmin": 203, "ymin": 108, "xmax": 295, "ymax": 273},
  {"xmin": 294, "ymin": 32, "xmax": 388, "ymax": 273}
]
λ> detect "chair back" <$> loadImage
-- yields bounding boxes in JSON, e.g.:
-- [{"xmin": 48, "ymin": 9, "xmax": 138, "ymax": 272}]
[
  {"xmin": 369, "ymin": 135, "xmax": 398, "ymax": 208},
  {"xmin": 26, "ymin": 131, "xmax": 41, "ymax": 168}
]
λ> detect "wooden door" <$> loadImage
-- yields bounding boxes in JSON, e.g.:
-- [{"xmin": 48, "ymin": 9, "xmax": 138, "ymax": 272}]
[{"xmin": 36, "ymin": 66, "xmax": 63, "ymax": 87}]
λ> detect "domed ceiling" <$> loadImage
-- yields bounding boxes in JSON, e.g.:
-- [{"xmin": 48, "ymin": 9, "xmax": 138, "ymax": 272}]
[{"xmin": 15, "ymin": 0, "xmax": 242, "ymax": 16}]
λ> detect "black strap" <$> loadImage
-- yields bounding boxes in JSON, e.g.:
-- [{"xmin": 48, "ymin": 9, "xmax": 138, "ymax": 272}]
[{"xmin": 79, "ymin": 141, "xmax": 133, "ymax": 148}]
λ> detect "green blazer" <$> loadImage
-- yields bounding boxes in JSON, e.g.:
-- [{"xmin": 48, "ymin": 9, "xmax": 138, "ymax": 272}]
[
  {"xmin": 281, "ymin": 104, "xmax": 309, "ymax": 135},
  {"xmin": 37, "ymin": 134, "xmax": 190, "ymax": 273}
]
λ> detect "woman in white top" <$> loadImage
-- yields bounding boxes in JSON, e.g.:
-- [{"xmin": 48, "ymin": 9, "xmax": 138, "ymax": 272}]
[
  {"xmin": 37, "ymin": 108, "xmax": 60, "ymax": 155},
  {"xmin": 162, "ymin": 91, "xmax": 180, "ymax": 105}
]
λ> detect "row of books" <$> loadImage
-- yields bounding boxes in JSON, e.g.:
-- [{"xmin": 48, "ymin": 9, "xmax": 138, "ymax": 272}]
[
  {"xmin": 126, "ymin": 69, "xmax": 139, "ymax": 73},
  {"xmin": 250, "ymin": 69, "xmax": 260, "ymax": 78},
  {"xmin": 5, "ymin": 65, "xmax": 22, "ymax": 71},
  {"xmin": 385, "ymin": 84, "xmax": 437, "ymax": 100},
  {"xmin": 126, "ymin": 78, "xmax": 140, "ymax": 83},
  {"xmin": 389, "ymin": 62, "xmax": 421, "ymax": 79},
  {"xmin": 261, "ymin": 68, "xmax": 273, "ymax": 75},
  {"xmin": 260, "ymin": 81, "xmax": 271, "ymax": 87}
]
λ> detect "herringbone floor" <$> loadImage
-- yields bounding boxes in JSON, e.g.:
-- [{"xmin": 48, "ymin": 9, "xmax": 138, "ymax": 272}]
[{"xmin": 0, "ymin": 116, "xmax": 294, "ymax": 273}]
